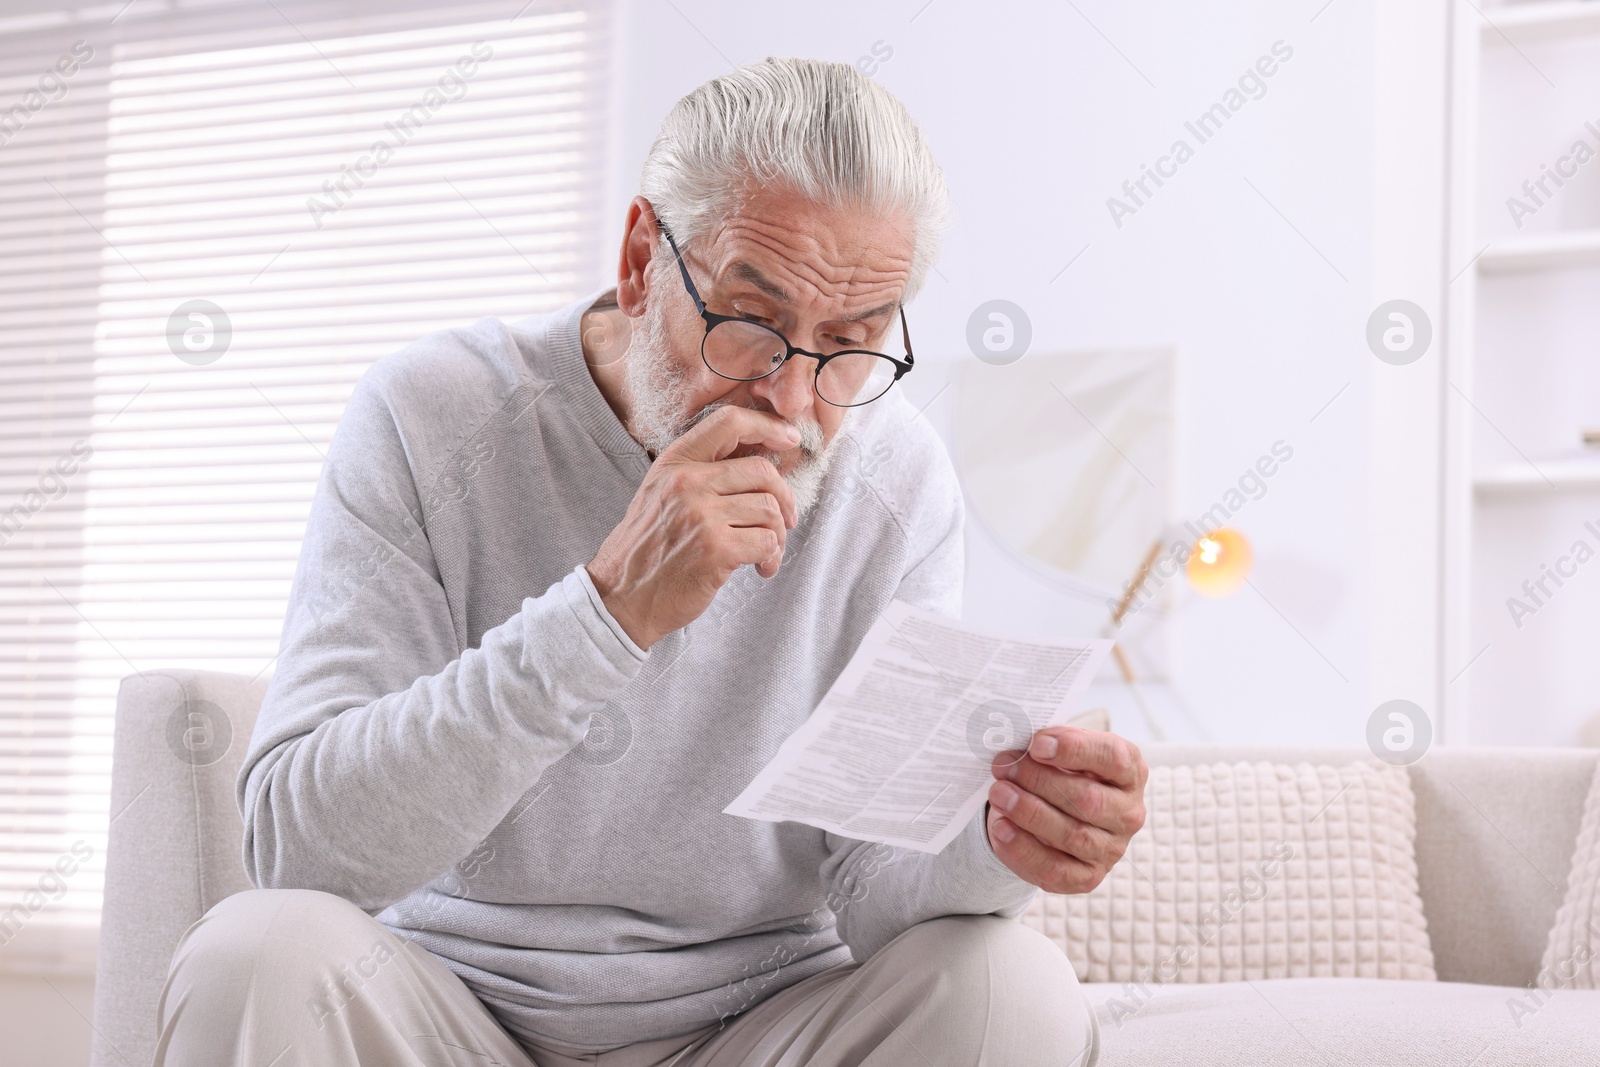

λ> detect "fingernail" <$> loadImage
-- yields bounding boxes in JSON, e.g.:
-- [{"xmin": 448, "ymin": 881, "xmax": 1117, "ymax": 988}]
[
  {"xmin": 991, "ymin": 818, "xmax": 1015, "ymax": 843},
  {"xmin": 994, "ymin": 753, "xmax": 1023, "ymax": 778},
  {"xmin": 1031, "ymin": 734, "xmax": 1058, "ymax": 760},
  {"xmin": 991, "ymin": 782, "xmax": 1020, "ymax": 812}
]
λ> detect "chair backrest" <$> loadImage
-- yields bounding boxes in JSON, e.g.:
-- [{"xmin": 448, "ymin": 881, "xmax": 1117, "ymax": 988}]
[
  {"xmin": 1144, "ymin": 743, "xmax": 1598, "ymax": 988},
  {"xmin": 90, "ymin": 669, "xmax": 268, "ymax": 1067}
]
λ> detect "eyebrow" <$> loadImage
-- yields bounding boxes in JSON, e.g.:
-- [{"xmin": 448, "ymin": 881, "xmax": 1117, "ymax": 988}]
[
  {"xmin": 838, "ymin": 301, "xmax": 899, "ymax": 324},
  {"xmin": 727, "ymin": 260, "xmax": 900, "ymax": 325},
  {"xmin": 730, "ymin": 261, "xmax": 789, "ymax": 301}
]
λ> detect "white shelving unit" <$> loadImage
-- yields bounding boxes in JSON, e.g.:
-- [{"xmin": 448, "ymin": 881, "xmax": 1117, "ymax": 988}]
[
  {"xmin": 1443, "ymin": 0, "xmax": 1600, "ymax": 744},
  {"xmin": 1475, "ymin": 459, "xmax": 1600, "ymax": 494},
  {"xmin": 1476, "ymin": 0, "xmax": 1600, "ymax": 42},
  {"xmin": 1477, "ymin": 228, "xmax": 1600, "ymax": 272}
]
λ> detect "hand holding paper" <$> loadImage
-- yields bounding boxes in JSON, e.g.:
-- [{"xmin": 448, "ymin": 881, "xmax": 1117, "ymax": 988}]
[
  {"xmin": 724, "ymin": 601, "xmax": 1132, "ymax": 858},
  {"xmin": 984, "ymin": 714, "xmax": 1149, "ymax": 896}
]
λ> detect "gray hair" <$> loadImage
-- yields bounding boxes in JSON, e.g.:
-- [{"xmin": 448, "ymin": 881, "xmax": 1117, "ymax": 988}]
[{"xmin": 639, "ymin": 56, "xmax": 949, "ymax": 301}]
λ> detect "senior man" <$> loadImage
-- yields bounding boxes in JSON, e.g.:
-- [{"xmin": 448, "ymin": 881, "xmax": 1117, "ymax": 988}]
[{"xmin": 157, "ymin": 58, "xmax": 1147, "ymax": 1067}]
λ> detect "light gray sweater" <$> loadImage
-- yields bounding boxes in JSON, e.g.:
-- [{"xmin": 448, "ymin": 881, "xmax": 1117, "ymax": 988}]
[{"xmin": 238, "ymin": 289, "xmax": 1036, "ymax": 1051}]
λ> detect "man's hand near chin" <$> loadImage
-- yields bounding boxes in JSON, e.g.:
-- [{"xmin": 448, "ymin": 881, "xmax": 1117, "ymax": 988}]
[
  {"xmin": 584, "ymin": 405, "xmax": 801, "ymax": 651},
  {"xmin": 984, "ymin": 727, "xmax": 1148, "ymax": 894}
]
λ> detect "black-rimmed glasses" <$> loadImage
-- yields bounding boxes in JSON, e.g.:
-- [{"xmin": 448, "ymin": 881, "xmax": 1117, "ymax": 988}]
[{"xmin": 657, "ymin": 223, "xmax": 914, "ymax": 408}]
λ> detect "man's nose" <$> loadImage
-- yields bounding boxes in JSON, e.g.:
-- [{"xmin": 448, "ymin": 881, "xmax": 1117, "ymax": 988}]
[{"xmin": 749, "ymin": 352, "xmax": 817, "ymax": 420}]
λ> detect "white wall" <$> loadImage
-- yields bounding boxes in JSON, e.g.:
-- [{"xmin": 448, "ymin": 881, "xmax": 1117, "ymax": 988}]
[{"xmin": 609, "ymin": 0, "xmax": 1444, "ymax": 746}]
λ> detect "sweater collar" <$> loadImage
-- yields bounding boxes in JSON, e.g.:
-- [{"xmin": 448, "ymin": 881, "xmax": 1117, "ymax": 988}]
[{"xmin": 526, "ymin": 287, "xmax": 647, "ymax": 461}]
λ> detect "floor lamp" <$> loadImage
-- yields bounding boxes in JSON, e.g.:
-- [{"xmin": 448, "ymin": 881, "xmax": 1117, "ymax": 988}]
[{"xmin": 1103, "ymin": 528, "xmax": 1253, "ymax": 741}]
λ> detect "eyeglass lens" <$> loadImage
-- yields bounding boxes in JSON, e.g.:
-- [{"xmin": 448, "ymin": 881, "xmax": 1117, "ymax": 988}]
[{"xmin": 703, "ymin": 318, "xmax": 899, "ymax": 406}]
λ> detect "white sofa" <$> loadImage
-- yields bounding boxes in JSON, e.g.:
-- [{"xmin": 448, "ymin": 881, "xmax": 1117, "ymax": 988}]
[
  {"xmin": 1077, "ymin": 743, "xmax": 1600, "ymax": 1065},
  {"xmin": 91, "ymin": 670, "xmax": 1600, "ymax": 1066}
]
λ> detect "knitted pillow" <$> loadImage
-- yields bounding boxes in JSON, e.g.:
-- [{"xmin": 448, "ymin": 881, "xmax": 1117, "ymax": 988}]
[
  {"xmin": 1539, "ymin": 760, "xmax": 1600, "ymax": 989},
  {"xmin": 1021, "ymin": 760, "xmax": 1436, "ymax": 983}
]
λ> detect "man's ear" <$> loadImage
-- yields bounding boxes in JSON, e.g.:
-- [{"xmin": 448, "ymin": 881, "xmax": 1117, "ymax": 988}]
[{"xmin": 615, "ymin": 196, "xmax": 659, "ymax": 317}]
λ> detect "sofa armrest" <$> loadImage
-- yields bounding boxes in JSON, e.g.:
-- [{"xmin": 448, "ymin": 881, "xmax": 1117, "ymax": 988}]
[{"xmin": 89, "ymin": 670, "xmax": 268, "ymax": 1067}]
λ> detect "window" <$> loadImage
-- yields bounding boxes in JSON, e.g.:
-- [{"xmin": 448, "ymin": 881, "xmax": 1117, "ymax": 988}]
[{"xmin": 0, "ymin": 0, "xmax": 610, "ymax": 971}]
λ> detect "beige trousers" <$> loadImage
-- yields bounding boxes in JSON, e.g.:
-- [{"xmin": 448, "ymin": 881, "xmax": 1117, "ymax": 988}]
[{"xmin": 155, "ymin": 889, "xmax": 1098, "ymax": 1067}]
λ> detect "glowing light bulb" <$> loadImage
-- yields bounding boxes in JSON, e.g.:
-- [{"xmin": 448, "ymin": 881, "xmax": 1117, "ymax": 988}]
[{"xmin": 1185, "ymin": 527, "xmax": 1252, "ymax": 597}]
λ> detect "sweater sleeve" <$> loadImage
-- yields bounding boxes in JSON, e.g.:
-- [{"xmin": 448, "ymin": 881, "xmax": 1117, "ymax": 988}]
[
  {"xmin": 818, "ymin": 452, "xmax": 1037, "ymax": 964},
  {"xmin": 237, "ymin": 371, "xmax": 647, "ymax": 913}
]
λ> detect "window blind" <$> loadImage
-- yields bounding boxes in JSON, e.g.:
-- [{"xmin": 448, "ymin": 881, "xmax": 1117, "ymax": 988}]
[{"xmin": 0, "ymin": 0, "xmax": 611, "ymax": 973}]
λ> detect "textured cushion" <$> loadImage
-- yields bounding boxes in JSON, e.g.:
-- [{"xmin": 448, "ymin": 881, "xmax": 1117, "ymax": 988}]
[
  {"xmin": 1083, "ymin": 977, "xmax": 1600, "ymax": 1066},
  {"xmin": 1144, "ymin": 743, "xmax": 1599, "ymax": 987},
  {"xmin": 1540, "ymin": 760, "xmax": 1600, "ymax": 990},
  {"xmin": 1023, "ymin": 760, "xmax": 1435, "ymax": 983}
]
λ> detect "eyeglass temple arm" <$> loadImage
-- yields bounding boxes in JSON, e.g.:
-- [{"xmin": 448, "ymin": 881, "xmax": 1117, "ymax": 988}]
[
  {"xmin": 655, "ymin": 221, "xmax": 706, "ymax": 316},
  {"xmin": 899, "ymin": 305, "xmax": 913, "ymax": 369}
]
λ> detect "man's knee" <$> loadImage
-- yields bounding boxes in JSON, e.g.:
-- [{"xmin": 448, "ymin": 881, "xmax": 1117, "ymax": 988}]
[
  {"xmin": 165, "ymin": 888, "xmax": 408, "ymax": 1029},
  {"xmin": 886, "ymin": 914, "xmax": 1087, "ymax": 1032},
  {"xmin": 174, "ymin": 888, "xmax": 385, "ymax": 972}
]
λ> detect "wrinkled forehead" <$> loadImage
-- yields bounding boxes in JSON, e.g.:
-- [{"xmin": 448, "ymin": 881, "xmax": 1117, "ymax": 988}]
[{"xmin": 694, "ymin": 191, "xmax": 914, "ymax": 319}]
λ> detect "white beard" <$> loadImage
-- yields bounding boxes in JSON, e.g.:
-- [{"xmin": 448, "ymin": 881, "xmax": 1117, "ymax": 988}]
[{"xmin": 621, "ymin": 297, "xmax": 845, "ymax": 523}]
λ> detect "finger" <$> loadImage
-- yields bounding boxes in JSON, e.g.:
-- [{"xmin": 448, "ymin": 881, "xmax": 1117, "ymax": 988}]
[
  {"xmin": 701, "ymin": 456, "xmax": 798, "ymax": 529},
  {"xmin": 994, "ymin": 753, "xmax": 1145, "ymax": 836},
  {"xmin": 1028, "ymin": 727, "xmax": 1144, "ymax": 789},
  {"xmin": 989, "ymin": 778, "xmax": 1120, "ymax": 866},
  {"xmin": 715, "ymin": 492, "xmax": 788, "ymax": 553},
  {"xmin": 667, "ymin": 405, "xmax": 801, "ymax": 465},
  {"xmin": 716, "ymin": 491, "xmax": 786, "ymax": 528},
  {"xmin": 986, "ymin": 806, "xmax": 1103, "ymax": 895},
  {"xmin": 722, "ymin": 525, "xmax": 783, "ymax": 574}
]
